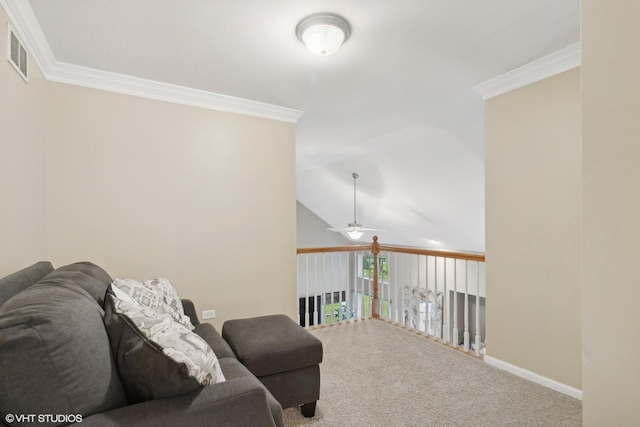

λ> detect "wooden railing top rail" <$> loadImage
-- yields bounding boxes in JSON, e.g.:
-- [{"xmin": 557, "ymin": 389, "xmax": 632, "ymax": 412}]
[
  {"xmin": 297, "ymin": 236, "xmax": 485, "ymax": 262},
  {"xmin": 297, "ymin": 245, "xmax": 371, "ymax": 254}
]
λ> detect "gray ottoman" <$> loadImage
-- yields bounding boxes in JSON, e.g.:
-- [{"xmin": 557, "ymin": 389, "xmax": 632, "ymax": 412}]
[{"xmin": 222, "ymin": 314, "xmax": 323, "ymax": 417}]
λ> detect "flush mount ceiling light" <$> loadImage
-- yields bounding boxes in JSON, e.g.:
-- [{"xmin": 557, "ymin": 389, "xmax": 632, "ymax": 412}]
[
  {"xmin": 296, "ymin": 13, "xmax": 351, "ymax": 56},
  {"xmin": 327, "ymin": 173, "xmax": 383, "ymax": 240}
]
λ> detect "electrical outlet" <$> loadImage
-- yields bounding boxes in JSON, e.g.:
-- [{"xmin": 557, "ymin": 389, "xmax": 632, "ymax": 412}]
[{"xmin": 202, "ymin": 309, "xmax": 216, "ymax": 320}]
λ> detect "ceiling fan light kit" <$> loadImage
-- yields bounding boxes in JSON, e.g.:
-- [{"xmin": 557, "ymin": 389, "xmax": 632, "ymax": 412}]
[
  {"xmin": 328, "ymin": 172, "xmax": 382, "ymax": 240},
  {"xmin": 346, "ymin": 224, "xmax": 364, "ymax": 240},
  {"xmin": 296, "ymin": 13, "xmax": 351, "ymax": 56}
]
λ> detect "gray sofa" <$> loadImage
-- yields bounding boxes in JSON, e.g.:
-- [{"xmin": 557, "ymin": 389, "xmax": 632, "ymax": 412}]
[{"xmin": 0, "ymin": 261, "xmax": 284, "ymax": 427}]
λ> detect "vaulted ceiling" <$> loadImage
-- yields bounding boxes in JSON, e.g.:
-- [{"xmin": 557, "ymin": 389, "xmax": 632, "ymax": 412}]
[{"xmin": 16, "ymin": 0, "xmax": 580, "ymax": 251}]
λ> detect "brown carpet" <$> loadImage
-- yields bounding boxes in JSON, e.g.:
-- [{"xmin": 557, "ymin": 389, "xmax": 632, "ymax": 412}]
[{"xmin": 284, "ymin": 319, "xmax": 581, "ymax": 427}]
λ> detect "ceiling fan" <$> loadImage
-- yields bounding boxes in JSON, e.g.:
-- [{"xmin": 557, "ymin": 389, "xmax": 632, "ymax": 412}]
[{"xmin": 327, "ymin": 172, "xmax": 383, "ymax": 240}]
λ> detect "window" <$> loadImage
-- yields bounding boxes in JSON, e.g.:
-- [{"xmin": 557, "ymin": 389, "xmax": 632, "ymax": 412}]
[{"xmin": 359, "ymin": 254, "xmax": 389, "ymax": 281}]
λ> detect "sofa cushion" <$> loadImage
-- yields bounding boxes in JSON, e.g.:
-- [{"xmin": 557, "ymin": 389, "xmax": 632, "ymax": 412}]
[
  {"xmin": 112, "ymin": 277, "xmax": 194, "ymax": 330},
  {"xmin": 43, "ymin": 261, "xmax": 113, "ymax": 306},
  {"xmin": 0, "ymin": 261, "xmax": 54, "ymax": 307},
  {"xmin": 193, "ymin": 323, "xmax": 236, "ymax": 359},
  {"xmin": 81, "ymin": 374, "xmax": 284, "ymax": 427},
  {"xmin": 0, "ymin": 280, "xmax": 127, "ymax": 425},
  {"xmin": 104, "ymin": 286, "xmax": 225, "ymax": 403},
  {"xmin": 218, "ymin": 357, "xmax": 284, "ymax": 427}
]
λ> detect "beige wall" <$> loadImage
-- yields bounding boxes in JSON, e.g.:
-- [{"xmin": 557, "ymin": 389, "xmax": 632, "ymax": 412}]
[
  {"xmin": 582, "ymin": 1, "xmax": 640, "ymax": 424},
  {"xmin": 0, "ymin": 7, "xmax": 48, "ymax": 275},
  {"xmin": 485, "ymin": 68, "xmax": 582, "ymax": 389},
  {"xmin": 0, "ymin": 3, "xmax": 296, "ymax": 328},
  {"xmin": 45, "ymin": 83, "xmax": 297, "ymax": 329}
]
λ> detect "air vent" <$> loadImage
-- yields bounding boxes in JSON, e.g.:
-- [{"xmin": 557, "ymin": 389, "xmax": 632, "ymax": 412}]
[{"xmin": 7, "ymin": 24, "xmax": 28, "ymax": 82}]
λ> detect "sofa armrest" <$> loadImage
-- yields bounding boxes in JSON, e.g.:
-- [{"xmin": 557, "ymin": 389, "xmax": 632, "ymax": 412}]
[
  {"xmin": 181, "ymin": 299, "xmax": 200, "ymax": 326},
  {"xmin": 80, "ymin": 376, "xmax": 283, "ymax": 427}
]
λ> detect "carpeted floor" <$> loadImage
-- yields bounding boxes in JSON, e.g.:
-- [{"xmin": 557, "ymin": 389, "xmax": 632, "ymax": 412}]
[{"xmin": 283, "ymin": 319, "xmax": 581, "ymax": 427}]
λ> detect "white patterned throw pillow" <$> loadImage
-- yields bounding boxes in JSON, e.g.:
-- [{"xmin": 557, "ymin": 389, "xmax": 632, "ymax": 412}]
[
  {"xmin": 112, "ymin": 277, "xmax": 194, "ymax": 330},
  {"xmin": 108, "ymin": 283, "xmax": 225, "ymax": 386}
]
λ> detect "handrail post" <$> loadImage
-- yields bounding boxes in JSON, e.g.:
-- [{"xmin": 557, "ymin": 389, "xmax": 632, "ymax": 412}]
[{"xmin": 372, "ymin": 236, "xmax": 380, "ymax": 318}]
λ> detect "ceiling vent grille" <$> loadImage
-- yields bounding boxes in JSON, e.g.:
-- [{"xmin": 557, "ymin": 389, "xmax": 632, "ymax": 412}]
[{"xmin": 7, "ymin": 24, "xmax": 28, "ymax": 82}]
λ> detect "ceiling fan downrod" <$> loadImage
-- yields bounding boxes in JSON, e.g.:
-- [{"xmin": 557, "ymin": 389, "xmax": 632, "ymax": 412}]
[{"xmin": 352, "ymin": 172, "xmax": 359, "ymax": 225}]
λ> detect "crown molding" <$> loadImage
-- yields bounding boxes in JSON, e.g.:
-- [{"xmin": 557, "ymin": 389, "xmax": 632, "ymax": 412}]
[
  {"xmin": 473, "ymin": 42, "xmax": 581, "ymax": 100},
  {"xmin": 0, "ymin": 0, "xmax": 303, "ymax": 123},
  {"xmin": 45, "ymin": 62, "xmax": 304, "ymax": 123}
]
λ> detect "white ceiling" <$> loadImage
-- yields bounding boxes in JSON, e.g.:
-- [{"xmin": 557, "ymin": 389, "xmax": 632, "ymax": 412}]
[{"xmin": 24, "ymin": 0, "xmax": 580, "ymax": 252}]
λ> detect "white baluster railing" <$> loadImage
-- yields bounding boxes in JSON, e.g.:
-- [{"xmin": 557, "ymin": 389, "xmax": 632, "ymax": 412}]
[{"xmin": 297, "ymin": 237, "xmax": 485, "ymax": 356}]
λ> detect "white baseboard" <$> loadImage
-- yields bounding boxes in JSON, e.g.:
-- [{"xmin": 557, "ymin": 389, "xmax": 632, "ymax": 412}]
[{"xmin": 484, "ymin": 355, "xmax": 583, "ymax": 401}]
